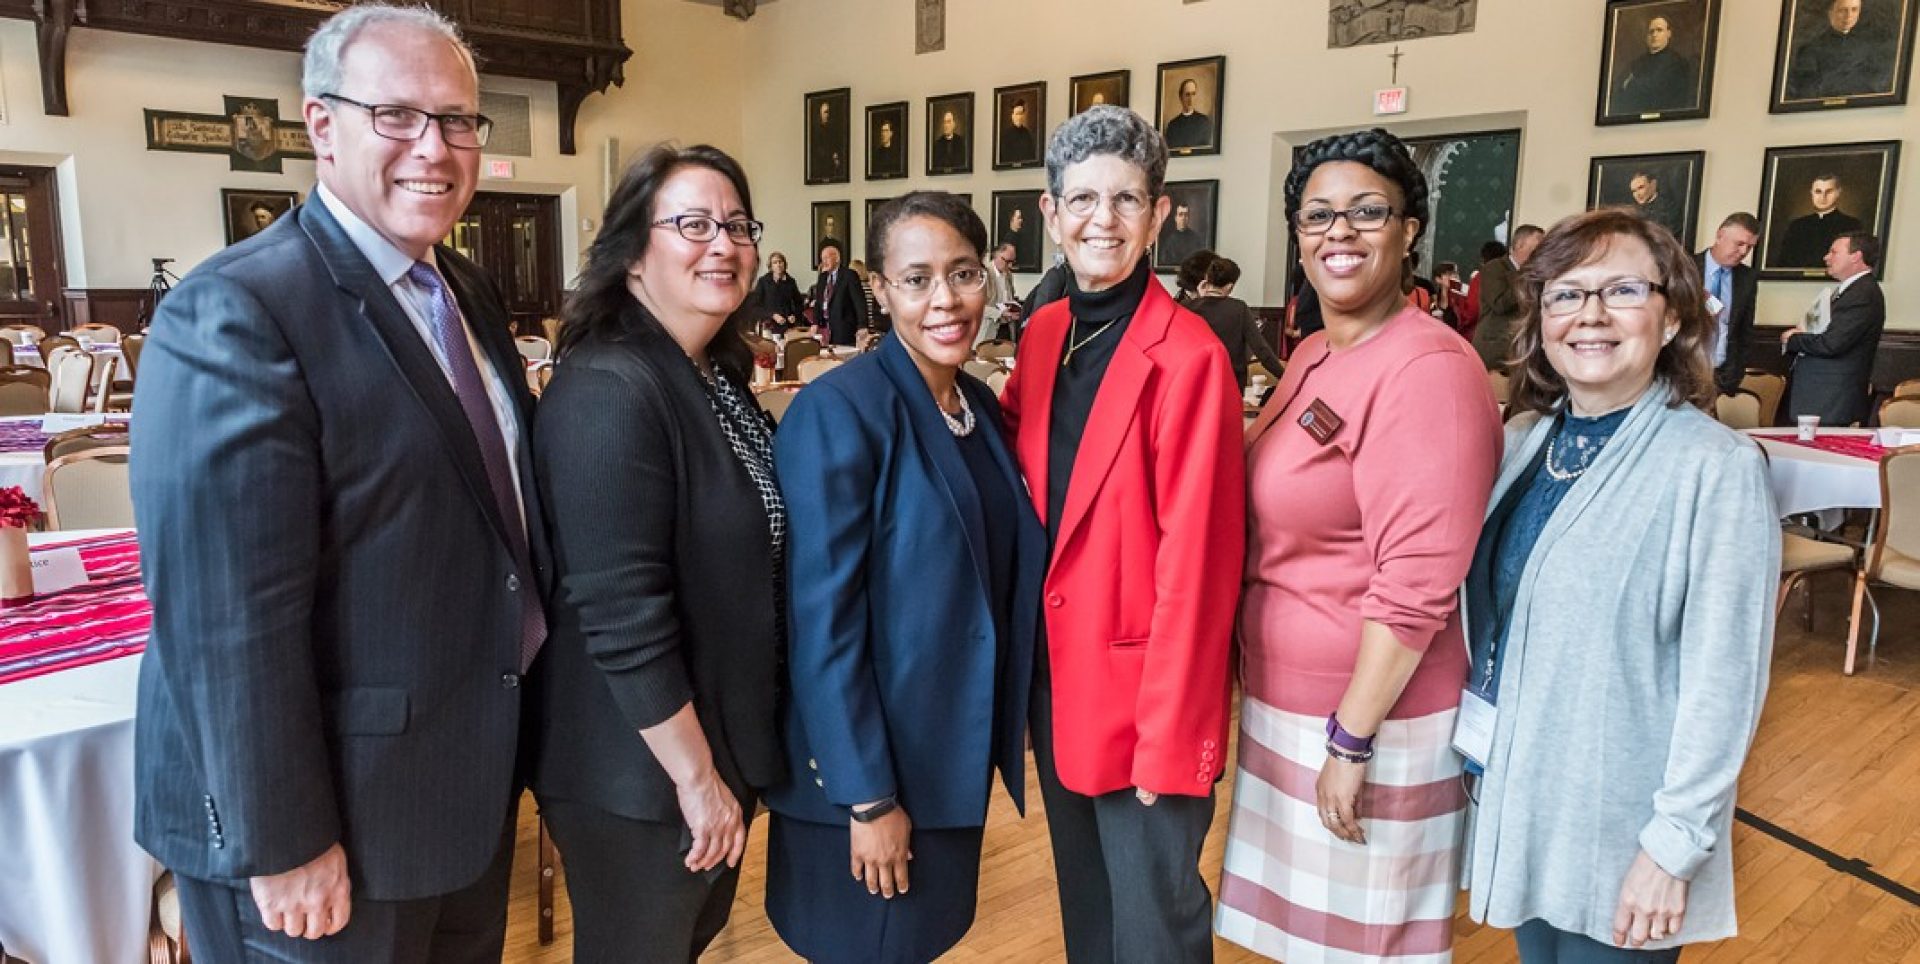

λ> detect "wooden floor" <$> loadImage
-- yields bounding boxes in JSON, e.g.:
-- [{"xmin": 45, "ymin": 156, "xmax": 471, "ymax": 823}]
[{"xmin": 503, "ymin": 577, "xmax": 1920, "ymax": 962}]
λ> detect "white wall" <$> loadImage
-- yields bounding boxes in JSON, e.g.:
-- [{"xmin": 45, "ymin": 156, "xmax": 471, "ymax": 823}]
[
  {"xmin": 0, "ymin": 0, "xmax": 745, "ymax": 289},
  {"xmin": 735, "ymin": 0, "xmax": 1918, "ymax": 328}
]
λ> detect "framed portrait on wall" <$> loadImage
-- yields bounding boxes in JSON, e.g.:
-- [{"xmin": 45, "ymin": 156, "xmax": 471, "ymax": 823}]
[
  {"xmin": 990, "ymin": 189, "xmax": 1045, "ymax": 272},
  {"xmin": 1154, "ymin": 180, "xmax": 1218, "ymax": 272},
  {"xmin": 866, "ymin": 102, "xmax": 909, "ymax": 181},
  {"xmin": 992, "ymin": 82, "xmax": 1046, "ymax": 171},
  {"xmin": 812, "ymin": 200, "xmax": 853, "ymax": 268},
  {"xmin": 1155, "ymin": 56, "xmax": 1225, "ymax": 157},
  {"xmin": 1587, "ymin": 151, "xmax": 1705, "ymax": 248},
  {"xmin": 1069, "ymin": 69, "xmax": 1130, "ymax": 114},
  {"xmin": 865, "ymin": 197, "xmax": 893, "ymax": 234},
  {"xmin": 1756, "ymin": 141, "xmax": 1899, "ymax": 279},
  {"xmin": 805, "ymin": 88, "xmax": 852, "ymax": 185},
  {"xmin": 1595, "ymin": 0, "xmax": 1721, "ymax": 124},
  {"xmin": 1769, "ymin": 0, "xmax": 1917, "ymax": 112},
  {"xmin": 222, "ymin": 188, "xmax": 298, "ymax": 244},
  {"xmin": 926, "ymin": 92, "xmax": 975, "ymax": 176}
]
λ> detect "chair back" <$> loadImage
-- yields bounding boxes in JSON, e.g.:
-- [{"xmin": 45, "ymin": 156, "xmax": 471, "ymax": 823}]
[
  {"xmin": 71, "ymin": 323, "xmax": 123, "ymax": 344},
  {"xmin": 796, "ymin": 355, "xmax": 843, "ymax": 383},
  {"xmin": 514, "ymin": 335, "xmax": 553, "ymax": 362},
  {"xmin": 2, "ymin": 323, "xmax": 45, "ymax": 346},
  {"xmin": 46, "ymin": 346, "xmax": 94, "ymax": 413},
  {"xmin": 0, "ymin": 366, "xmax": 50, "ymax": 416},
  {"xmin": 962, "ymin": 359, "xmax": 1002, "ymax": 381},
  {"xmin": 43, "ymin": 424, "xmax": 131, "ymax": 463},
  {"xmin": 525, "ymin": 360, "xmax": 554, "ymax": 396},
  {"xmin": 755, "ymin": 386, "xmax": 798, "ymax": 423},
  {"xmin": 987, "ymin": 369, "xmax": 1011, "ymax": 396},
  {"xmin": 1868, "ymin": 445, "xmax": 1920, "ymax": 587},
  {"xmin": 976, "ymin": 339, "xmax": 1016, "ymax": 362},
  {"xmin": 38, "ymin": 334, "xmax": 80, "ymax": 360},
  {"xmin": 783, "ymin": 336, "xmax": 823, "ymax": 378},
  {"xmin": 1248, "ymin": 361, "xmax": 1280, "ymax": 386},
  {"xmin": 0, "ymin": 328, "xmax": 29, "ymax": 347},
  {"xmin": 1894, "ymin": 378, "xmax": 1920, "ymax": 399},
  {"xmin": 1488, "ymin": 369, "xmax": 1511, "ymax": 405},
  {"xmin": 1740, "ymin": 371, "xmax": 1787, "ymax": 426},
  {"xmin": 120, "ymin": 333, "xmax": 147, "ymax": 378},
  {"xmin": 1714, "ymin": 390, "xmax": 1764, "ymax": 430},
  {"xmin": 43, "ymin": 446, "xmax": 134, "ymax": 531},
  {"xmin": 1880, "ymin": 396, "xmax": 1920, "ymax": 429}
]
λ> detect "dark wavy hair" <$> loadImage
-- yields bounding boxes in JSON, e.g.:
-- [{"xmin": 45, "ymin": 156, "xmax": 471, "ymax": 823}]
[
  {"xmin": 1203, "ymin": 256, "xmax": 1242, "ymax": 288},
  {"xmin": 865, "ymin": 191, "xmax": 988, "ymax": 275},
  {"xmin": 1284, "ymin": 128, "xmax": 1431, "ymax": 248},
  {"xmin": 1175, "ymin": 250, "xmax": 1217, "ymax": 296},
  {"xmin": 1508, "ymin": 207, "xmax": 1715, "ymax": 416},
  {"xmin": 557, "ymin": 143, "xmax": 757, "ymax": 380}
]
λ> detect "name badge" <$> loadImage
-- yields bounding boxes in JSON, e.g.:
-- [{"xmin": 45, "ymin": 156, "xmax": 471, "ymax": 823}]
[
  {"xmin": 1451, "ymin": 688, "xmax": 1496, "ymax": 768},
  {"xmin": 1705, "ymin": 293, "xmax": 1726, "ymax": 316},
  {"xmin": 1298, "ymin": 398, "xmax": 1344, "ymax": 445}
]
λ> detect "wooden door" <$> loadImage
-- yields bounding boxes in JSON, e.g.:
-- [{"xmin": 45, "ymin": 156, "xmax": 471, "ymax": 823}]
[
  {"xmin": 0, "ymin": 166, "xmax": 67, "ymax": 330},
  {"xmin": 445, "ymin": 191, "xmax": 561, "ymax": 336}
]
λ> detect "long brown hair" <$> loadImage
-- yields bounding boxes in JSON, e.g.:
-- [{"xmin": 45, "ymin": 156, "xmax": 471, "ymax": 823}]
[{"xmin": 1507, "ymin": 208, "xmax": 1715, "ymax": 416}]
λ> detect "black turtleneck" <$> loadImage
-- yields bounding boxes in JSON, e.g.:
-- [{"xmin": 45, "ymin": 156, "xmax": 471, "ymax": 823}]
[{"xmin": 1046, "ymin": 257, "xmax": 1151, "ymax": 548}]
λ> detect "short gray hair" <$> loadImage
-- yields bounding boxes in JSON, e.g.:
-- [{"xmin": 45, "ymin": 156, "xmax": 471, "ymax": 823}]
[
  {"xmin": 302, "ymin": 4, "xmax": 477, "ymax": 99},
  {"xmin": 1044, "ymin": 106, "xmax": 1168, "ymax": 198}
]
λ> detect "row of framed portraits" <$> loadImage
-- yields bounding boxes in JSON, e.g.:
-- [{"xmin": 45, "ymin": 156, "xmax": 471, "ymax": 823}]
[
  {"xmin": 808, "ymin": 181, "xmax": 1222, "ymax": 276},
  {"xmin": 803, "ymin": 55, "xmax": 1227, "ymax": 186},
  {"xmin": 1587, "ymin": 139, "xmax": 1900, "ymax": 280},
  {"xmin": 1597, "ymin": 0, "xmax": 1919, "ymax": 125}
]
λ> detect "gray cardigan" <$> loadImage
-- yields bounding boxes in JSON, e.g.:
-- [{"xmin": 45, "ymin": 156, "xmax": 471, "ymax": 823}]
[{"xmin": 1462, "ymin": 384, "xmax": 1779, "ymax": 948}]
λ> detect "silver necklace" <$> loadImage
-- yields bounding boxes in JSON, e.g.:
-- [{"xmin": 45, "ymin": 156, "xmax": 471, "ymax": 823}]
[{"xmin": 939, "ymin": 389, "xmax": 976, "ymax": 437}]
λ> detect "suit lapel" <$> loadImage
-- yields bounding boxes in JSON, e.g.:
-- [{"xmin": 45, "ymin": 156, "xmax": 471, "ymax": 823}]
[
  {"xmin": 297, "ymin": 201, "xmax": 514, "ymax": 547},
  {"xmin": 1052, "ymin": 281, "xmax": 1175, "ymax": 552},
  {"xmin": 878, "ymin": 338, "xmax": 990, "ymax": 596}
]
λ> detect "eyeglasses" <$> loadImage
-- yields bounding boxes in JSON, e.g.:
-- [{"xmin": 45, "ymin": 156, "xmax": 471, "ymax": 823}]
[
  {"xmin": 321, "ymin": 94, "xmax": 491, "ymax": 149},
  {"xmin": 1293, "ymin": 203, "xmax": 1398, "ymax": 234},
  {"xmin": 652, "ymin": 214, "xmax": 765, "ymax": 245},
  {"xmin": 1059, "ymin": 189, "xmax": 1151, "ymax": 218},
  {"xmin": 1539, "ymin": 279, "xmax": 1668, "ymax": 317},
  {"xmin": 879, "ymin": 267, "xmax": 990, "ymax": 299}
]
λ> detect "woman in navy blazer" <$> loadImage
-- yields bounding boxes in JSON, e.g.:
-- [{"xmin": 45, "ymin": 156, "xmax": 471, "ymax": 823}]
[{"xmin": 765, "ymin": 192, "xmax": 1046, "ymax": 963}]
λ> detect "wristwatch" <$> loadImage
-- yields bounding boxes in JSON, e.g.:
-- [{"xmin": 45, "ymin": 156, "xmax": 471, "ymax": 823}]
[{"xmin": 850, "ymin": 796, "xmax": 899, "ymax": 823}]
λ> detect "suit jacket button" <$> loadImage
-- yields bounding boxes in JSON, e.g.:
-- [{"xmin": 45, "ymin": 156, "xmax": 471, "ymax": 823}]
[
  {"xmin": 1047, "ymin": 593, "xmax": 1063, "ymax": 608},
  {"xmin": 501, "ymin": 673, "xmax": 521, "ymax": 688},
  {"xmin": 808, "ymin": 758, "xmax": 818, "ymax": 771},
  {"xmin": 1202, "ymin": 739, "xmax": 1217, "ymax": 750},
  {"xmin": 814, "ymin": 777, "xmax": 825, "ymax": 788},
  {"xmin": 1202, "ymin": 749, "xmax": 1216, "ymax": 762},
  {"xmin": 507, "ymin": 574, "xmax": 521, "ymax": 592}
]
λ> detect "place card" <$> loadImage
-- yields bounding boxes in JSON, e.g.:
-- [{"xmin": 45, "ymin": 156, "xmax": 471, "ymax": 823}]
[
  {"xmin": 29, "ymin": 547, "xmax": 89, "ymax": 595},
  {"xmin": 39, "ymin": 413, "xmax": 129, "ymax": 433}
]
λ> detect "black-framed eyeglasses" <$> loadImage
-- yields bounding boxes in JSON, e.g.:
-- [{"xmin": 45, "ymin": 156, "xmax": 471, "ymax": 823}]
[
  {"xmin": 651, "ymin": 214, "xmax": 764, "ymax": 245},
  {"xmin": 878, "ymin": 267, "xmax": 990, "ymax": 299},
  {"xmin": 1539, "ymin": 279, "xmax": 1668, "ymax": 317},
  {"xmin": 1293, "ymin": 203, "xmax": 1398, "ymax": 234},
  {"xmin": 320, "ymin": 94, "xmax": 492, "ymax": 149},
  {"xmin": 1059, "ymin": 189, "xmax": 1151, "ymax": 218}
]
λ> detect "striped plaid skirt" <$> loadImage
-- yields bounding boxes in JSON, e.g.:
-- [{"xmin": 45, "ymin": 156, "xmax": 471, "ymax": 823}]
[{"xmin": 1215, "ymin": 697, "xmax": 1467, "ymax": 964}]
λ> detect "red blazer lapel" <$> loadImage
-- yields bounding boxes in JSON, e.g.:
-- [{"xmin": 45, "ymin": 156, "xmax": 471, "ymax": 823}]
[{"xmin": 1014, "ymin": 300, "xmax": 1072, "ymax": 527}]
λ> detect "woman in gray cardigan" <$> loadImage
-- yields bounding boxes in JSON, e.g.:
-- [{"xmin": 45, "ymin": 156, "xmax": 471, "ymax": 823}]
[{"xmin": 1460, "ymin": 208, "xmax": 1779, "ymax": 963}]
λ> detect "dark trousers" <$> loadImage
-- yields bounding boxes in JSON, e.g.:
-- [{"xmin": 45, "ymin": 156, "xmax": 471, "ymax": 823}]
[
  {"xmin": 1516, "ymin": 920, "xmax": 1684, "ymax": 964},
  {"xmin": 1031, "ymin": 675, "xmax": 1217, "ymax": 964},
  {"xmin": 172, "ymin": 819, "xmax": 514, "ymax": 964},
  {"xmin": 540, "ymin": 797, "xmax": 751, "ymax": 964}
]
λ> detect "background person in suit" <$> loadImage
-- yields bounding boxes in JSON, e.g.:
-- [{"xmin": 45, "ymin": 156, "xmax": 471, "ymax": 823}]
[
  {"xmin": 1471, "ymin": 224, "xmax": 1544, "ymax": 370},
  {"xmin": 813, "ymin": 239, "xmax": 870, "ymax": 346},
  {"xmin": 1698, "ymin": 212, "xmax": 1760, "ymax": 394},
  {"xmin": 1783, "ymin": 231, "xmax": 1886, "ymax": 426},
  {"xmin": 1613, "ymin": 14, "xmax": 1695, "ymax": 114},
  {"xmin": 130, "ymin": 7, "xmax": 545, "ymax": 959},
  {"xmin": 1779, "ymin": 174, "xmax": 1866, "ymax": 268},
  {"xmin": 531, "ymin": 144, "xmax": 786, "ymax": 962},
  {"xmin": 766, "ymin": 191, "xmax": 1046, "ymax": 964},
  {"xmin": 932, "ymin": 110, "xmax": 970, "ymax": 172},
  {"xmin": 1163, "ymin": 78, "xmax": 1213, "ymax": 150},
  {"xmin": 1003, "ymin": 105, "xmax": 1244, "ymax": 964}
]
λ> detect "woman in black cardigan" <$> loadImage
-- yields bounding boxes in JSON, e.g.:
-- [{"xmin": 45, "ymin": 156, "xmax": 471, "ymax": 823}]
[
  {"xmin": 531, "ymin": 143, "xmax": 785, "ymax": 963},
  {"xmin": 748, "ymin": 250, "xmax": 807, "ymax": 331}
]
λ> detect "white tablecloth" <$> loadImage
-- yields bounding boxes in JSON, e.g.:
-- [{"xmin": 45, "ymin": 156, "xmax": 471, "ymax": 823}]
[
  {"xmin": 0, "ymin": 529, "xmax": 157, "ymax": 964},
  {"xmin": 1748, "ymin": 428, "xmax": 1883, "ymax": 516},
  {"xmin": 12, "ymin": 344, "xmax": 123, "ymax": 390}
]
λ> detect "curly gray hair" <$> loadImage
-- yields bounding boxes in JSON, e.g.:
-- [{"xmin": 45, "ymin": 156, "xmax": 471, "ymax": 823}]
[
  {"xmin": 302, "ymin": 4, "xmax": 477, "ymax": 99},
  {"xmin": 1044, "ymin": 106, "xmax": 1169, "ymax": 198}
]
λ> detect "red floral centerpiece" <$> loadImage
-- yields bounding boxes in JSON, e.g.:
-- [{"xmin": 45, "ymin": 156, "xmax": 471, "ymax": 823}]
[{"xmin": 0, "ymin": 485, "xmax": 44, "ymax": 606}]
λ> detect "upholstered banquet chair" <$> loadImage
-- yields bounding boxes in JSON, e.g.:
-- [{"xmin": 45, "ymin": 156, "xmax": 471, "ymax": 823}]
[
  {"xmin": 1844, "ymin": 445, "xmax": 1920, "ymax": 674},
  {"xmin": 1880, "ymin": 396, "xmax": 1920, "ymax": 430},
  {"xmin": 975, "ymin": 339, "xmax": 1015, "ymax": 362},
  {"xmin": 1, "ymin": 323, "xmax": 45, "ymax": 346},
  {"xmin": 43, "ymin": 444, "xmax": 133, "ymax": 530},
  {"xmin": 43, "ymin": 424, "xmax": 131, "ymax": 463},
  {"xmin": 987, "ymin": 369, "xmax": 1011, "ymax": 397},
  {"xmin": 45, "ymin": 345, "xmax": 95, "ymax": 414},
  {"xmin": 514, "ymin": 335, "xmax": 553, "ymax": 362},
  {"xmin": 755, "ymin": 384, "xmax": 801, "ymax": 423},
  {"xmin": 36, "ymin": 333, "xmax": 81, "ymax": 360},
  {"xmin": 782, "ymin": 335, "xmax": 822, "ymax": 379},
  {"xmin": 1740, "ymin": 371, "xmax": 1787, "ymax": 427},
  {"xmin": 796, "ymin": 355, "xmax": 843, "ymax": 383},
  {"xmin": 1714, "ymin": 390, "xmax": 1764, "ymax": 430},
  {"xmin": 1893, "ymin": 378, "xmax": 1920, "ymax": 399},
  {"xmin": 962, "ymin": 359, "xmax": 1002, "ymax": 382},
  {"xmin": 0, "ymin": 365, "xmax": 51, "ymax": 416},
  {"xmin": 71, "ymin": 322, "xmax": 122, "ymax": 344}
]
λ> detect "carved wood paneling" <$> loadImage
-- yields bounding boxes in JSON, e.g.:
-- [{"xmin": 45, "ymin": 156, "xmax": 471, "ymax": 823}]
[{"xmin": 60, "ymin": 289, "xmax": 153, "ymax": 333}]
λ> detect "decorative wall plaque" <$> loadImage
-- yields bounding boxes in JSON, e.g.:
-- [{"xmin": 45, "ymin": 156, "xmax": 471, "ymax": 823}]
[{"xmin": 144, "ymin": 96, "xmax": 314, "ymax": 174}]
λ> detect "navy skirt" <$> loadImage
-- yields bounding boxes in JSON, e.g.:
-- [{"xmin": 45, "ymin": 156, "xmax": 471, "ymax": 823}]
[{"xmin": 765, "ymin": 812, "xmax": 986, "ymax": 964}]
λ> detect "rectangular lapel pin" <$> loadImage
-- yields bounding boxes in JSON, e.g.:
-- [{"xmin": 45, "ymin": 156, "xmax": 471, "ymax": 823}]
[{"xmin": 1298, "ymin": 398, "xmax": 1344, "ymax": 445}]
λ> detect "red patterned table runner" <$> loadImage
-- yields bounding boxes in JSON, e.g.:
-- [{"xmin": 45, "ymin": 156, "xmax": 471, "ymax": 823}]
[
  {"xmin": 1768, "ymin": 435, "xmax": 1887, "ymax": 461},
  {"xmin": 0, "ymin": 532, "xmax": 149, "ymax": 685}
]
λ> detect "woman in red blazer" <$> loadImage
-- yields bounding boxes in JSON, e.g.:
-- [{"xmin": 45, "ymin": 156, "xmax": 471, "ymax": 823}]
[{"xmin": 1000, "ymin": 106, "xmax": 1244, "ymax": 964}]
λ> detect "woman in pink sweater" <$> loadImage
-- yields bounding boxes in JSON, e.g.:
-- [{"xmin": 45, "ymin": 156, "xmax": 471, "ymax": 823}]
[{"xmin": 1215, "ymin": 129, "xmax": 1501, "ymax": 962}]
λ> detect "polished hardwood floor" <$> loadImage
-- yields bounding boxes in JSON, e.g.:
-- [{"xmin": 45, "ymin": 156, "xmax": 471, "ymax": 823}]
[{"xmin": 503, "ymin": 577, "xmax": 1920, "ymax": 962}]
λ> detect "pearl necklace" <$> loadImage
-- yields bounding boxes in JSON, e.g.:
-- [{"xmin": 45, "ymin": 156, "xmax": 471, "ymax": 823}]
[
  {"xmin": 1543, "ymin": 430, "xmax": 1600, "ymax": 482},
  {"xmin": 940, "ymin": 389, "xmax": 977, "ymax": 437}
]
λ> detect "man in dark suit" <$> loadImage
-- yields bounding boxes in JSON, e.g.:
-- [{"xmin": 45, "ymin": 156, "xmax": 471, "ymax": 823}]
[
  {"xmin": 1613, "ymin": 15, "xmax": 1696, "ymax": 114},
  {"xmin": 809, "ymin": 99, "xmax": 846, "ymax": 182},
  {"xmin": 129, "ymin": 8, "xmax": 545, "ymax": 960},
  {"xmin": 1163, "ymin": 79, "xmax": 1213, "ymax": 150},
  {"xmin": 1000, "ymin": 98, "xmax": 1038, "ymax": 166},
  {"xmin": 1470, "ymin": 224, "xmax": 1542, "ymax": 370},
  {"xmin": 1780, "ymin": 173, "xmax": 1866, "ymax": 268},
  {"xmin": 1699, "ymin": 212, "xmax": 1761, "ymax": 395},
  {"xmin": 1628, "ymin": 171, "xmax": 1685, "ymax": 241},
  {"xmin": 1786, "ymin": 0, "xmax": 1895, "ymax": 100},
  {"xmin": 1784, "ymin": 232, "xmax": 1885, "ymax": 426},
  {"xmin": 812, "ymin": 240, "xmax": 868, "ymax": 346}
]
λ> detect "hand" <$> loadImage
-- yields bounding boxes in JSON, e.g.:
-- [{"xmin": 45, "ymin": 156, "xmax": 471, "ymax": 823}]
[
  {"xmin": 1781, "ymin": 327, "xmax": 1803, "ymax": 344},
  {"xmin": 249, "ymin": 842, "xmax": 351, "ymax": 939},
  {"xmin": 1316, "ymin": 755, "xmax": 1368, "ymax": 845},
  {"xmin": 1134, "ymin": 787, "xmax": 1159, "ymax": 807},
  {"xmin": 849, "ymin": 804, "xmax": 913, "ymax": 898},
  {"xmin": 674, "ymin": 768, "xmax": 746, "ymax": 873},
  {"xmin": 1612, "ymin": 850, "xmax": 1688, "ymax": 947}
]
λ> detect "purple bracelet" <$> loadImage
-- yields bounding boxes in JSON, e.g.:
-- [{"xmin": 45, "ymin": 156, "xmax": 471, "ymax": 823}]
[{"xmin": 1326, "ymin": 713, "xmax": 1376, "ymax": 754}]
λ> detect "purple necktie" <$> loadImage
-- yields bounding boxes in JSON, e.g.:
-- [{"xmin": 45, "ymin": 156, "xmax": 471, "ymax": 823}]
[{"xmin": 407, "ymin": 261, "xmax": 546, "ymax": 671}]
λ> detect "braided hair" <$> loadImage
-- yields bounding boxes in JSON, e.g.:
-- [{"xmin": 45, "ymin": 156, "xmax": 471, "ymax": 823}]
[{"xmin": 1283, "ymin": 128, "xmax": 1430, "ymax": 246}]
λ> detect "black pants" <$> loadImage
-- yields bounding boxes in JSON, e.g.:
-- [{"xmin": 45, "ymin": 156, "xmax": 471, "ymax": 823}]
[
  {"xmin": 1031, "ymin": 673, "xmax": 1218, "ymax": 964},
  {"xmin": 172, "ymin": 818, "xmax": 514, "ymax": 964},
  {"xmin": 1515, "ymin": 920, "xmax": 1684, "ymax": 963},
  {"xmin": 540, "ymin": 797, "xmax": 752, "ymax": 964}
]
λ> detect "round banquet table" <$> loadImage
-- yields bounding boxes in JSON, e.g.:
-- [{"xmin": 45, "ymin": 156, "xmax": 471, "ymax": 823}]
[
  {"xmin": 1746, "ymin": 428, "xmax": 1884, "ymax": 517},
  {"xmin": 0, "ymin": 529, "xmax": 158, "ymax": 964}
]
